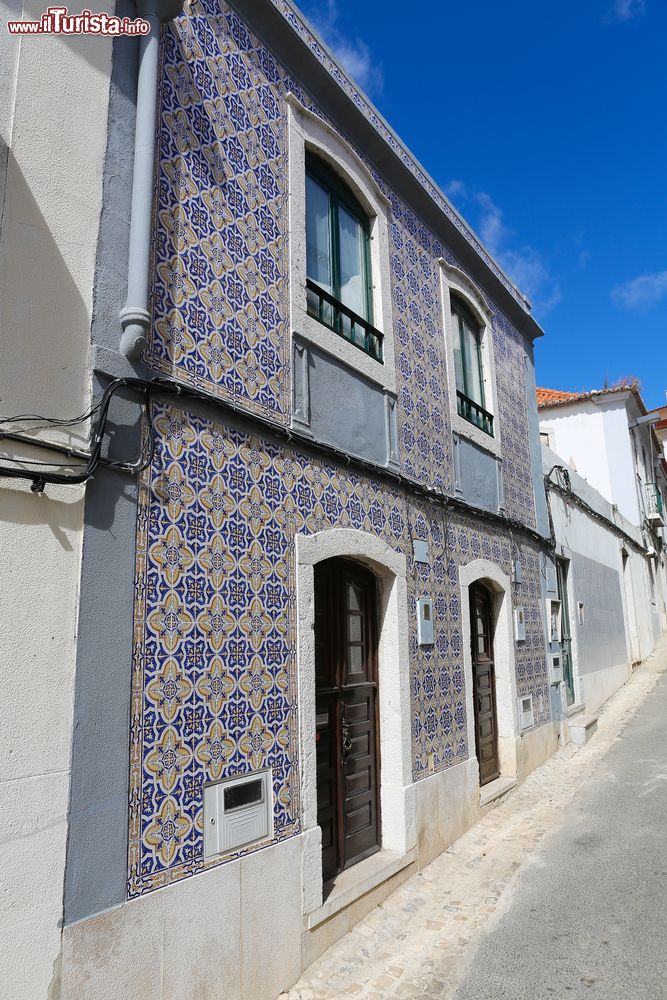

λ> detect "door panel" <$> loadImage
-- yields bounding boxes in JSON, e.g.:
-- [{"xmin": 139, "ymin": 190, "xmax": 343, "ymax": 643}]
[
  {"xmin": 470, "ymin": 584, "xmax": 500, "ymax": 786},
  {"xmin": 315, "ymin": 559, "xmax": 380, "ymax": 881}
]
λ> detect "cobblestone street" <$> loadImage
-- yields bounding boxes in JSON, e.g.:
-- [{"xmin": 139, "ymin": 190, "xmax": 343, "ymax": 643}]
[{"xmin": 285, "ymin": 641, "xmax": 667, "ymax": 1000}]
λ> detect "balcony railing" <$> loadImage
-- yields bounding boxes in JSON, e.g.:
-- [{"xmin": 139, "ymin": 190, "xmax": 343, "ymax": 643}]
[
  {"xmin": 306, "ymin": 278, "xmax": 384, "ymax": 362},
  {"xmin": 456, "ymin": 390, "xmax": 494, "ymax": 437},
  {"xmin": 645, "ymin": 483, "xmax": 665, "ymax": 523}
]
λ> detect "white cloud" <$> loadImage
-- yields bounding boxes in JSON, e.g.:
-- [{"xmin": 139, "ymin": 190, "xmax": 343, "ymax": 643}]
[
  {"xmin": 307, "ymin": 1, "xmax": 383, "ymax": 96},
  {"xmin": 605, "ymin": 0, "xmax": 646, "ymax": 21},
  {"xmin": 611, "ymin": 270, "xmax": 667, "ymax": 311},
  {"xmin": 444, "ymin": 179, "xmax": 468, "ymax": 201},
  {"xmin": 463, "ymin": 188, "xmax": 561, "ymax": 314}
]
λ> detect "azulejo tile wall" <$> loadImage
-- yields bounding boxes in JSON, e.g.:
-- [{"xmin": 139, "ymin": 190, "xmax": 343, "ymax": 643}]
[
  {"xmin": 128, "ymin": 402, "xmax": 549, "ymax": 896},
  {"xmin": 150, "ymin": 0, "xmax": 538, "ymax": 528},
  {"xmin": 148, "ymin": 0, "xmax": 292, "ymax": 421}
]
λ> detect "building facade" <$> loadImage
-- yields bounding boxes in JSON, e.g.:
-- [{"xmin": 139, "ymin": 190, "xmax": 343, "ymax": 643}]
[
  {"xmin": 541, "ymin": 444, "xmax": 652, "ymax": 730},
  {"xmin": 0, "ymin": 11, "xmax": 114, "ymax": 998},
  {"xmin": 538, "ymin": 385, "xmax": 667, "ymax": 658},
  {"xmin": 0, "ymin": 2, "xmax": 611, "ymax": 998}
]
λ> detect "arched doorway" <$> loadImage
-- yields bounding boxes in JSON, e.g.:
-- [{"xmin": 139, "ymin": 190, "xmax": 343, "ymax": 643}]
[
  {"xmin": 314, "ymin": 557, "xmax": 381, "ymax": 881},
  {"xmin": 469, "ymin": 581, "xmax": 500, "ymax": 786}
]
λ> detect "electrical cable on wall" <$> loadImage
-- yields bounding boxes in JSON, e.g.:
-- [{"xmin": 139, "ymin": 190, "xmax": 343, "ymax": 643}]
[{"xmin": 0, "ymin": 374, "xmax": 553, "ymax": 550}]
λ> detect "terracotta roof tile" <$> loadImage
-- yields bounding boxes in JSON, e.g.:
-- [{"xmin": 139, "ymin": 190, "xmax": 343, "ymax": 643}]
[{"xmin": 536, "ymin": 387, "xmax": 580, "ymax": 407}]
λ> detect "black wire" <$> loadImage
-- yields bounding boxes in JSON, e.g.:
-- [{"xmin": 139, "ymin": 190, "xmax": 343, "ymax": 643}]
[{"xmin": 0, "ymin": 374, "xmax": 553, "ymax": 552}]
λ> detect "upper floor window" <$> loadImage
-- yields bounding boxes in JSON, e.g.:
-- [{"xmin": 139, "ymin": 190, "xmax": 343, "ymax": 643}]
[
  {"xmin": 305, "ymin": 154, "xmax": 383, "ymax": 362},
  {"xmin": 451, "ymin": 295, "xmax": 493, "ymax": 437}
]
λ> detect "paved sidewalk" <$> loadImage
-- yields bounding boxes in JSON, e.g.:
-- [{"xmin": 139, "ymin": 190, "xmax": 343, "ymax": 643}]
[{"xmin": 285, "ymin": 641, "xmax": 667, "ymax": 1000}]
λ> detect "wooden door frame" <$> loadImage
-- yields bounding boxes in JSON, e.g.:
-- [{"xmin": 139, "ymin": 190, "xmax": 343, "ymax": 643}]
[
  {"xmin": 296, "ymin": 529, "xmax": 413, "ymax": 917},
  {"xmin": 469, "ymin": 581, "xmax": 500, "ymax": 785},
  {"xmin": 315, "ymin": 557, "xmax": 382, "ymax": 880},
  {"xmin": 460, "ymin": 560, "xmax": 519, "ymax": 790}
]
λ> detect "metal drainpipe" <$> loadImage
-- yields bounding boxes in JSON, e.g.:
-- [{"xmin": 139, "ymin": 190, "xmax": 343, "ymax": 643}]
[{"xmin": 120, "ymin": 0, "xmax": 184, "ymax": 360}]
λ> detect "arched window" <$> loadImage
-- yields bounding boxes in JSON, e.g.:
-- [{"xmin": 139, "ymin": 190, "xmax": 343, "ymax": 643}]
[
  {"xmin": 305, "ymin": 153, "xmax": 382, "ymax": 361},
  {"xmin": 451, "ymin": 294, "xmax": 493, "ymax": 436}
]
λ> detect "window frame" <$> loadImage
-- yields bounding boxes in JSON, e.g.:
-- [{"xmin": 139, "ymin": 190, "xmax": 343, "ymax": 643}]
[
  {"xmin": 439, "ymin": 259, "xmax": 502, "ymax": 458},
  {"xmin": 305, "ymin": 152, "xmax": 374, "ymax": 326},
  {"xmin": 286, "ymin": 93, "xmax": 396, "ymax": 395},
  {"xmin": 450, "ymin": 294, "xmax": 490, "ymax": 429}
]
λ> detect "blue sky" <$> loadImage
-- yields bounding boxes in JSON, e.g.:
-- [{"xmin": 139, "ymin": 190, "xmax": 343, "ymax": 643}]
[{"xmin": 301, "ymin": 0, "xmax": 667, "ymax": 408}]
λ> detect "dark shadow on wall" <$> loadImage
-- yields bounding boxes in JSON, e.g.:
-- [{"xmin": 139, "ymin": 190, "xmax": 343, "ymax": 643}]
[{"xmin": 0, "ymin": 146, "xmax": 90, "ymax": 444}]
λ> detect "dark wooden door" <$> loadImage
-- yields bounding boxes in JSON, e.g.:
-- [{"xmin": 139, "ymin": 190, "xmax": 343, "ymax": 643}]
[
  {"xmin": 556, "ymin": 558, "xmax": 575, "ymax": 706},
  {"xmin": 315, "ymin": 558, "xmax": 380, "ymax": 882},
  {"xmin": 470, "ymin": 583, "xmax": 500, "ymax": 786}
]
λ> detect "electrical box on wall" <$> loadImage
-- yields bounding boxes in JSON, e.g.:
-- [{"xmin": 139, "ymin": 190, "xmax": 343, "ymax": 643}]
[
  {"xmin": 413, "ymin": 539, "xmax": 429, "ymax": 564},
  {"xmin": 204, "ymin": 769, "xmax": 272, "ymax": 859},
  {"xmin": 514, "ymin": 606, "xmax": 526, "ymax": 641},
  {"xmin": 518, "ymin": 694, "xmax": 535, "ymax": 731},
  {"xmin": 417, "ymin": 596, "xmax": 434, "ymax": 645},
  {"xmin": 549, "ymin": 652, "xmax": 563, "ymax": 685}
]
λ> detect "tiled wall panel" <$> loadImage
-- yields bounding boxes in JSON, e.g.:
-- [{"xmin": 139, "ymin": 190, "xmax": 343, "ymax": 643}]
[
  {"xmin": 128, "ymin": 403, "xmax": 548, "ymax": 896},
  {"xmin": 149, "ymin": 0, "xmax": 538, "ymax": 524}
]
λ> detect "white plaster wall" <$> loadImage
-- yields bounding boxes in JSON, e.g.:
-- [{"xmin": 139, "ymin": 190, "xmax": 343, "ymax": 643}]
[
  {"xmin": 601, "ymin": 405, "xmax": 639, "ymax": 524},
  {"xmin": 0, "ymin": 16, "xmax": 112, "ymax": 999},
  {"xmin": 541, "ymin": 403, "xmax": 611, "ymax": 505},
  {"xmin": 541, "ymin": 399, "xmax": 640, "ymax": 525},
  {"xmin": 0, "ymin": 10, "xmax": 113, "ymax": 447},
  {"xmin": 0, "ymin": 480, "xmax": 84, "ymax": 1000},
  {"xmin": 60, "ymin": 835, "xmax": 303, "ymax": 1000}
]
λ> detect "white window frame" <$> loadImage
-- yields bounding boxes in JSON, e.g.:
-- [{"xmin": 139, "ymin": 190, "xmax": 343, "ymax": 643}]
[
  {"xmin": 286, "ymin": 92, "xmax": 396, "ymax": 393},
  {"xmin": 439, "ymin": 259, "xmax": 501, "ymax": 458}
]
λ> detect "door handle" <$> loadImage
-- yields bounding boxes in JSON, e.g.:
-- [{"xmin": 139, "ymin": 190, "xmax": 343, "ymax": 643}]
[{"xmin": 341, "ymin": 715, "xmax": 352, "ymax": 759}]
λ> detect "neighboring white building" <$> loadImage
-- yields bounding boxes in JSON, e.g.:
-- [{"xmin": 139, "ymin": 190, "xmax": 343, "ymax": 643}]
[
  {"xmin": 538, "ymin": 385, "xmax": 667, "ymax": 655},
  {"xmin": 0, "ymin": 15, "xmax": 113, "ymax": 1000},
  {"xmin": 542, "ymin": 444, "xmax": 651, "ymax": 730},
  {"xmin": 650, "ymin": 402, "xmax": 667, "ymax": 460}
]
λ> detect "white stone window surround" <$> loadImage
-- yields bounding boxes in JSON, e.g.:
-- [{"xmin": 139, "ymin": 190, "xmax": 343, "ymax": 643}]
[
  {"xmin": 439, "ymin": 259, "xmax": 502, "ymax": 460},
  {"xmin": 286, "ymin": 93, "xmax": 397, "ymax": 395},
  {"xmin": 295, "ymin": 528, "xmax": 414, "ymax": 916},
  {"xmin": 459, "ymin": 560, "xmax": 519, "ymax": 785}
]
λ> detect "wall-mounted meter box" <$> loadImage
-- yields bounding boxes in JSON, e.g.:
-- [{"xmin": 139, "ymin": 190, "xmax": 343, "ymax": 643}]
[
  {"xmin": 514, "ymin": 606, "xmax": 526, "ymax": 642},
  {"xmin": 518, "ymin": 694, "xmax": 535, "ymax": 731},
  {"xmin": 413, "ymin": 539, "xmax": 429, "ymax": 564},
  {"xmin": 417, "ymin": 597, "xmax": 434, "ymax": 645},
  {"xmin": 204, "ymin": 769, "xmax": 272, "ymax": 859},
  {"xmin": 549, "ymin": 652, "xmax": 563, "ymax": 685}
]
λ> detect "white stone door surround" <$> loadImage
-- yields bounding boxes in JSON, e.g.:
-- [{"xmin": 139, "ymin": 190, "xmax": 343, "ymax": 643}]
[
  {"xmin": 459, "ymin": 559, "xmax": 519, "ymax": 784},
  {"xmin": 296, "ymin": 528, "xmax": 414, "ymax": 914}
]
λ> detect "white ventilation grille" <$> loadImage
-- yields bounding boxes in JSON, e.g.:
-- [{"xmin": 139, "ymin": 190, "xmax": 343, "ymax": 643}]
[{"xmin": 518, "ymin": 694, "xmax": 534, "ymax": 731}]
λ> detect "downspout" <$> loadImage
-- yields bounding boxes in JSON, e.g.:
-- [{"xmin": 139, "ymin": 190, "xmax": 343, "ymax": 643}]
[{"xmin": 119, "ymin": 0, "xmax": 184, "ymax": 360}]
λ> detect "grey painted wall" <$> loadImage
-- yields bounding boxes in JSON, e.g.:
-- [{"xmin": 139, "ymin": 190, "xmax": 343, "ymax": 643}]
[
  {"xmin": 524, "ymin": 343, "xmax": 550, "ymax": 539},
  {"xmin": 293, "ymin": 338, "xmax": 397, "ymax": 469},
  {"xmin": 63, "ymin": 465, "xmax": 137, "ymax": 923},
  {"xmin": 63, "ymin": 9, "xmax": 148, "ymax": 924},
  {"xmin": 457, "ymin": 436, "xmax": 499, "ymax": 514},
  {"xmin": 90, "ymin": 0, "xmax": 151, "ymax": 381},
  {"xmin": 571, "ymin": 552, "xmax": 627, "ymax": 676},
  {"xmin": 63, "ymin": 388, "xmax": 144, "ymax": 924}
]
